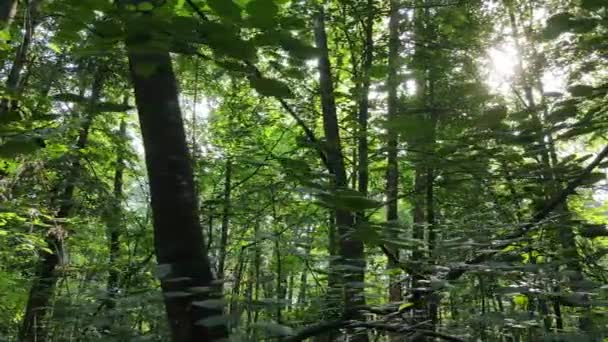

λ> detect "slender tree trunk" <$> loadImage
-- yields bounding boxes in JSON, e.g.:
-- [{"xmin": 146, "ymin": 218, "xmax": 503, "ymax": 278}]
[
  {"xmin": 275, "ymin": 235, "xmax": 283, "ymax": 323},
  {"xmin": 106, "ymin": 118, "xmax": 127, "ymax": 309},
  {"xmin": 356, "ymin": 0, "xmax": 374, "ymax": 218},
  {"xmin": 314, "ymin": 10, "xmax": 367, "ymax": 341},
  {"xmin": 386, "ymin": 0, "xmax": 402, "ymax": 311},
  {"xmin": 126, "ymin": 17, "xmax": 226, "ymax": 341},
  {"xmin": 217, "ymin": 158, "xmax": 232, "ymax": 286},
  {"xmin": 2, "ymin": 0, "xmax": 41, "ymax": 114},
  {"xmin": 0, "ymin": 0, "xmax": 17, "ymax": 31},
  {"xmin": 253, "ymin": 222, "xmax": 261, "ymax": 323},
  {"xmin": 19, "ymin": 69, "xmax": 105, "ymax": 342}
]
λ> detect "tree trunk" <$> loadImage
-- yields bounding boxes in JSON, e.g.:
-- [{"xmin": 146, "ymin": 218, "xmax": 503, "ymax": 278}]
[
  {"xmin": 126, "ymin": 18, "xmax": 226, "ymax": 341},
  {"xmin": 217, "ymin": 158, "xmax": 232, "ymax": 286},
  {"xmin": 386, "ymin": 0, "xmax": 402, "ymax": 309},
  {"xmin": 19, "ymin": 69, "xmax": 105, "ymax": 342},
  {"xmin": 2, "ymin": 0, "xmax": 41, "ymax": 114},
  {"xmin": 106, "ymin": 118, "xmax": 127, "ymax": 309},
  {"xmin": 0, "ymin": 0, "xmax": 17, "ymax": 31},
  {"xmin": 314, "ymin": 8, "xmax": 367, "ymax": 342},
  {"xmin": 356, "ymin": 0, "xmax": 374, "ymax": 217}
]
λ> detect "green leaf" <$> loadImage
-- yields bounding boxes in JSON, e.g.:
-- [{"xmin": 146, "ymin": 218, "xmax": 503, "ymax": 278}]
[
  {"xmin": 581, "ymin": 172, "xmax": 605, "ymax": 185},
  {"xmin": 53, "ymin": 93, "xmax": 87, "ymax": 103},
  {"xmin": 478, "ymin": 105, "xmax": 507, "ymax": 129},
  {"xmin": 253, "ymin": 321, "xmax": 294, "ymax": 337},
  {"xmin": 568, "ymin": 84, "xmax": 594, "ymax": 97},
  {"xmin": 0, "ymin": 109, "xmax": 22, "ymax": 124},
  {"xmin": 192, "ymin": 299, "xmax": 227, "ymax": 309},
  {"xmin": 278, "ymin": 34, "xmax": 318, "ymax": 60},
  {"xmin": 246, "ymin": 0, "xmax": 278, "ymax": 29},
  {"xmin": 195, "ymin": 314, "xmax": 235, "ymax": 327},
  {"xmin": 198, "ymin": 22, "xmax": 256, "ymax": 60},
  {"xmin": 93, "ymin": 102, "xmax": 133, "ymax": 113},
  {"xmin": 399, "ymin": 302, "xmax": 415, "ymax": 311},
  {"xmin": 0, "ymin": 138, "xmax": 44, "ymax": 158},
  {"xmin": 543, "ymin": 12, "xmax": 574, "ymax": 40},
  {"xmin": 547, "ymin": 103, "xmax": 577, "ymax": 123},
  {"xmin": 581, "ymin": 0, "xmax": 606, "ymax": 10},
  {"xmin": 137, "ymin": 1, "xmax": 155, "ymax": 11},
  {"xmin": 579, "ymin": 224, "xmax": 608, "ymax": 238},
  {"xmin": 208, "ymin": 0, "xmax": 242, "ymax": 21},
  {"xmin": 248, "ymin": 76, "xmax": 293, "ymax": 98}
]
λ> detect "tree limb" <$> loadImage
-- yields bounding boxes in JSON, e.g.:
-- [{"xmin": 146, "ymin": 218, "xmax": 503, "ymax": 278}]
[
  {"xmin": 445, "ymin": 144, "xmax": 608, "ymax": 281},
  {"xmin": 283, "ymin": 319, "xmax": 465, "ymax": 342}
]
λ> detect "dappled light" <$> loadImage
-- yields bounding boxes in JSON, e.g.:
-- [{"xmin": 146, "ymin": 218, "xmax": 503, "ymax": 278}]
[{"xmin": 0, "ymin": 0, "xmax": 607, "ymax": 341}]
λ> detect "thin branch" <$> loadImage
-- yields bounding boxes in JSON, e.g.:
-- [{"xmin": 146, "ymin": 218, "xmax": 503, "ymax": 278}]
[
  {"xmin": 283, "ymin": 319, "xmax": 465, "ymax": 342},
  {"xmin": 445, "ymin": 144, "xmax": 608, "ymax": 281}
]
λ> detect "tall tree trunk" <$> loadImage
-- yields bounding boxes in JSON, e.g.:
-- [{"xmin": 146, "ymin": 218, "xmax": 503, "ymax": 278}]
[
  {"xmin": 106, "ymin": 118, "xmax": 127, "ymax": 309},
  {"xmin": 217, "ymin": 158, "xmax": 232, "ymax": 287},
  {"xmin": 0, "ymin": 0, "xmax": 17, "ymax": 31},
  {"xmin": 125, "ymin": 17, "xmax": 226, "ymax": 341},
  {"xmin": 19, "ymin": 69, "xmax": 105, "ymax": 342},
  {"xmin": 356, "ymin": 0, "xmax": 374, "ymax": 216},
  {"xmin": 314, "ymin": 8, "xmax": 367, "ymax": 342},
  {"xmin": 2, "ymin": 0, "xmax": 41, "ymax": 114},
  {"xmin": 386, "ymin": 0, "xmax": 402, "ymax": 309}
]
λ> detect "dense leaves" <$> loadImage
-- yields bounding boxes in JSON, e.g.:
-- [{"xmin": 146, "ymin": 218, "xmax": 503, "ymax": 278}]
[{"xmin": 0, "ymin": 0, "xmax": 607, "ymax": 341}]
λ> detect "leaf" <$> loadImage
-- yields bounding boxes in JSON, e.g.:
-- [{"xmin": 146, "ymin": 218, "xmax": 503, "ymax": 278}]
[
  {"xmin": 137, "ymin": 1, "xmax": 155, "ymax": 11},
  {"xmin": 543, "ymin": 12, "xmax": 574, "ymax": 40},
  {"xmin": 0, "ymin": 109, "xmax": 22, "ymax": 124},
  {"xmin": 580, "ymin": 172, "xmax": 605, "ymax": 185},
  {"xmin": 479, "ymin": 105, "xmax": 507, "ymax": 129},
  {"xmin": 278, "ymin": 34, "xmax": 318, "ymax": 60},
  {"xmin": 547, "ymin": 103, "xmax": 577, "ymax": 123},
  {"xmin": 253, "ymin": 321, "xmax": 294, "ymax": 337},
  {"xmin": 568, "ymin": 84, "xmax": 595, "ymax": 97},
  {"xmin": 246, "ymin": 0, "xmax": 278, "ymax": 29},
  {"xmin": 53, "ymin": 93, "xmax": 87, "ymax": 103},
  {"xmin": 208, "ymin": 0, "xmax": 242, "ymax": 21},
  {"xmin": 248, "ymin": 76, "xmax": 293, "ymax": 98},
  {"xmin": 399, "ymin": 302, "xmax": 415, "ymax": 311},
  {"xmin": 93, "ymin": 102, "xmax": 133, "ymax": 113},
  {"xmin": 198, "ymin": 22, "xmax": 256, "ymax": 60},
  {"xmin": 581, "ymin": 0, "xmax": 606, "ymax": 10},
  {"xmin": 0, "ymin": 138, "xmax": 44, "ymax": 158},
  {"xmin": 195, "ymin": 314, "xmax": 235, "ymax": 327},
  {"xmin": 163, "ymin": 291, "xmax": 193, "ymax": 298},
  {"xmin": 192, "ymin": 299, "xmax": 227, "ymax": 309}
]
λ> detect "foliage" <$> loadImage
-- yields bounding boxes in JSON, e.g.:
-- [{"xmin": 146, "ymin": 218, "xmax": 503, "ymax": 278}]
[{"xmin": 0, "ymin": 0, "xmax": 607, "ymax": 341}]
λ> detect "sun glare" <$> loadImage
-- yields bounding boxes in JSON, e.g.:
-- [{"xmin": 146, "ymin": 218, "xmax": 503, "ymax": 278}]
[{"xmin": 486, "ymin": 42, "xmax": 519, "ymax": 93}]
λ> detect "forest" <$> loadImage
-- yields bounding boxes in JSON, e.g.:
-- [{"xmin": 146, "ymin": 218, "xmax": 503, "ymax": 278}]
[{"xmin": 0, "ymin": 0, "xmax": 607, "ymax": 341}]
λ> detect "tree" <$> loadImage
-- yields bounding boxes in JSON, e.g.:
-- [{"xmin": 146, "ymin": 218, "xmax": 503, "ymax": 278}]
[{"xmin": 124, "ymin": 10, "xmax": 226, "ymax": 341}]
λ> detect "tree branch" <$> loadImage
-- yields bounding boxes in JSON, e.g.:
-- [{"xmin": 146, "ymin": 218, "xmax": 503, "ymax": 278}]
[
  {"xmin": 445, "ymin": 144, "xmax": 608, "ymax": 281},
  {"xmin": 283, "ymin": 319, "xmax": 465, "ymax": 342}
]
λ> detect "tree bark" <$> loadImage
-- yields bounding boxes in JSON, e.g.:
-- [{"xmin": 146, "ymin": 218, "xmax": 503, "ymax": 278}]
[
  {"xmin": 386, "ymin": 0, "xmax": 402, "ymax": 309},
  {"xmin": 2, "ymin": 0, "xmax": 41, "ymax": 114},
  {"xmin": 126, "ymin": 18, "xmax": 226, "ymax": 341},
  {"xmin": 106, "ymin": 118, "xmax": 127, "ymax": 309},
  {"xmin": 0, "ymin": 0, "xmax": 17, "ymax": 31},
  {"xmin": 217, "ymin": 158, "xmax": 232, "ymax": 286},
  {"xmin": 356, "ymin": 0, "xmax": 374, "ymax": 214},
  {"xmin": 314, "ymin": 8, "xmax": 367, "ymax": 342}
]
